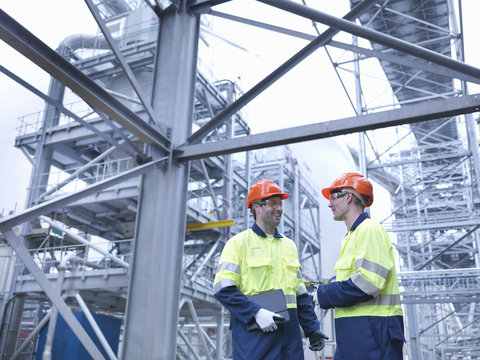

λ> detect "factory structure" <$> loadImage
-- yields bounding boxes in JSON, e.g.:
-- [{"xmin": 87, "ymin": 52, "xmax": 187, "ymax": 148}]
[{"xmin": 0, "ymin": 0, "xmax": 479, "ymax": 359}]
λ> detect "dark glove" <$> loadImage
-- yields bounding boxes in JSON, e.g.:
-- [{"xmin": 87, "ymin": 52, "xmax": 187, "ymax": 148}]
[{"xmin": 308, "ymin": 330, "xmax": 329, "ymax": 351}]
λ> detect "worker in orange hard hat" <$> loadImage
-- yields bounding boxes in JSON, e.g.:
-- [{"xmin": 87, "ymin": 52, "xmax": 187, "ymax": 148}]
[
  {"xmin": 321, "ymin": 171, "xmax": 374, "ymax": 208},
  {"xmin": 317, "ymin": 172, "xmax": 405, "ymax": 360},
  {"xmin": 246, "ymin": 179, "xmax": 289, "ymax": 222},
  {"xmin": 213, "ymin": 180, "xmax": 328, "ymax": 359}
]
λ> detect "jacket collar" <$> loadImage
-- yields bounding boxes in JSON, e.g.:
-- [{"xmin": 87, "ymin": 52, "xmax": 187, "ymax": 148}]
[
  {"xmin": 252, "ymin": 222, "xmax": 283, "ymax": 238},
  {"xmin": 350, "ymin": 212, "xmax": 370, "ymax": 232}
]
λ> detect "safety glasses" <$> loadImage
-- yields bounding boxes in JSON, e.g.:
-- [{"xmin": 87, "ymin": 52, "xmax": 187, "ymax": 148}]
[
  {"xmin": 329, "ymin": 191, "xmax": 347, "ymax": 201},
  {"xmin": 256, "ymin": 199, "xmax": 283, "ymax": 209}
]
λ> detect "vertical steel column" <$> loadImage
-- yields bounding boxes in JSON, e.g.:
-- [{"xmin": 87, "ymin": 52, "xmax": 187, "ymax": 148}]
[
  {"xmin": 25, "ymin": 65, "xmax": 66, "ymax": 210},
  {"xmin": 457, "ymin": 0, "xmax": 480, "ymax": 269},
  {"xmin": 245, "ymin": 151, "xmax": 251, "ymax": 229},
  {"xmin": 292, "ymin": 162, "xmax": 300, "ymax": 250},
  {"xmin": 279, "ymin": 164, "xmax": 285, "ymax": 235},
  {"xmin": 353, "ymin": 37, "xmax": 367, "ymax": 178},
  {"xmin": 121, "ymin": 6, "xmax": 199, "ymax": 360},
  {"xmin": 222, "ymin": 81, "xmax": 234, "ymax": 243},
  {"xmin": 215, "ymin": 309, "xmax": 224, "ymax": 360},
  {"xmin": 405, "ymin": 303, "xmax": 420, "ymax": 360}
]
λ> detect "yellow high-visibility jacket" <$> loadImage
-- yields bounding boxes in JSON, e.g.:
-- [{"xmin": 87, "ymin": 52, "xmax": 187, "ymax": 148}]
[
  {"xmin": 213, "ymin": 226, "xmax": 308, "ymax": 309},
  {"xmin": 334, "ymin": 217, "xmax": 403, "ymax": 318}
]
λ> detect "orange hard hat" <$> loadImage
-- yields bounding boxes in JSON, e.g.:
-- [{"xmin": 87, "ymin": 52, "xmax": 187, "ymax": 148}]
[
  {"xmin": 321, "ymin": 172, "xmax": 374, "ymax": 207},
  {"xmin": 247, "ymin": 180, "xmax": 290, "ymax": 208}
]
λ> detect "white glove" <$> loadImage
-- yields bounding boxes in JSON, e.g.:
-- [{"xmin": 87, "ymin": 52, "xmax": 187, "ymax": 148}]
[{"xmin": 254, "ymin": 308, "xmax": 282, "ymax": 332}]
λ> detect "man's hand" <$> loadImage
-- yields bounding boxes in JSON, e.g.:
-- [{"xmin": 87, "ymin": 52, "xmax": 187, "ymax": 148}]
[
  {"xmin": 254, "ymin": 308, "xmax": 283, "ymax": 332},
  {"xmin": 308, "ymin": 330, "xmax": 329, "ymax": 351}
]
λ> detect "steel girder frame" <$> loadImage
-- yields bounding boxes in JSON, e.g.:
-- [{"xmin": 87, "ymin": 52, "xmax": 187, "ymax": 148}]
[
  {"xmin": 0, "ymin": 2, "xmax": 383, "ymax": 359},
  {"xmin": 1, "ymin": 1, "xmax": 480, "ymax": 360}
]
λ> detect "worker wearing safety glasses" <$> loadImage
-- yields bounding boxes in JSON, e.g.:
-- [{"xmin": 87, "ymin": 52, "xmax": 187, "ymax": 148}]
[
  {"xmin": 318, "ymin": 172, "xmax": 405, "ymax": 360},
  {"xmin": 213, "ymin": 180, "xmax": 328, "ymax": 359}
]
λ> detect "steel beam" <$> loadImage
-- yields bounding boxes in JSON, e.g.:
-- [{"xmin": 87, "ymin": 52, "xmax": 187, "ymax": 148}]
[
  {"xmin": 258, "ymin": 0, "xmax": 480, "ymax": 82},
  {"xmin": 186, "ymin": 219, "xmax": 234, "ymax": 231},
  {"xmin": 0, "ymin": 158, "xmax": 166, "ymax": 231},
  {"xmin": 0, "ymin": 64, "xmax": 137, "ymax": 160},
  {"xmin": 0, "ymin": 9, "xmax": 170, "ymax": 150},
  {"xmin": 209, "ymin": 11, "xmax": 480, "ymax": 84},
  {"xmin": 385, "ymin": 218, "xmax": 480, "ymax": 232},
  {"xmin": 367, "ymin": 151, "xmax": 471, "ymax": 169},
  {"xmin": 175, "ymin": 94, "xmax": 480, "ymax": 161},
  {"xmin": 186, "ymin": 0, "xmax": 378, "ymax": 144}
]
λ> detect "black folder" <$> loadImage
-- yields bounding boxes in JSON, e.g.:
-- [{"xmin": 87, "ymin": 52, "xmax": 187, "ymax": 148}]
[{"xmin": 246, "ymin": 289, "xmax": 290, "ymax": 331}]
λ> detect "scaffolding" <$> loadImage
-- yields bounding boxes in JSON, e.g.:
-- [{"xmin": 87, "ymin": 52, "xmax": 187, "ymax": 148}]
[{"xmin": 0, "ymin": 0, "xmax": 479, "ymax": 359}]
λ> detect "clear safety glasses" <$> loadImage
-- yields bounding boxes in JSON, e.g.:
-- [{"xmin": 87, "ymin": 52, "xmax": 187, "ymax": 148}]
[
  {"xmin": 256, "ymin": 199, "xmax": 283, "ymax": 209},
  {"xmin": 329, "ymin": 191, "xmax": 347, "ymax": 202}
]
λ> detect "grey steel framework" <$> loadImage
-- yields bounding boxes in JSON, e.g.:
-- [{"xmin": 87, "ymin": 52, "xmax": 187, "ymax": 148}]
[{"xmin": 0, "ymin": 0, "xmax": 479, "ymax": 359}]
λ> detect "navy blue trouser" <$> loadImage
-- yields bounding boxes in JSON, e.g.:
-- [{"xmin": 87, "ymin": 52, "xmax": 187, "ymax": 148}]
[{"xmin": 334, "ymin": 315, "xmax": 405, "ymax": 360}]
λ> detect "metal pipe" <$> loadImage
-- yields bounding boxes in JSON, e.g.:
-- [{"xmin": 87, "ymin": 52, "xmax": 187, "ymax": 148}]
[
  {"xmin": 214, "ymin": 309, "xmax": 224, "ymax": 360},
  {"xmin": 74, "ymin": 293, "xmax": 118, "ymax": 360},
  {"xmin": 42, "ymin": 301, "xmax": 59, "ymax": 359},
  {"xmin": 4, "ymin": 233, "xmax": 105, "ymax": 359},
  {"xmin": 39, "ymin": 216, "xmax": 129, "ymax": 268}
]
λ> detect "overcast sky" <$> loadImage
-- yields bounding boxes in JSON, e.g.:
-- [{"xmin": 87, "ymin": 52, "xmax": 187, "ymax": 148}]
[{"xmin": 0, "ymin": 0, "xmax": 479, "ymax": 219}]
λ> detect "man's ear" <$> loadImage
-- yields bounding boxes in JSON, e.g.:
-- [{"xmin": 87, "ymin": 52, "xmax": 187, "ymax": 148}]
[{"xmin": 345, "ymin": 192, "xmax": 354, "ymax": 204}]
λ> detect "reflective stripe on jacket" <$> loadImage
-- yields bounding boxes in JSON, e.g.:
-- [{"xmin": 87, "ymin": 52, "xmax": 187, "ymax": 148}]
[
  {"xmin": 334, "ymin": 216, "xmax": 403, "ymax": 318},
  {"xmin": 213, "ymin": 225, "xmax": 306, "ymax": 309}
]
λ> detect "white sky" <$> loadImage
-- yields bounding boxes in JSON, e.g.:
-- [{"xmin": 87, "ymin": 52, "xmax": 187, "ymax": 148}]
[{"xmin": 0, "ymin": 0, "xmax": 479, "ymax": 221}]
